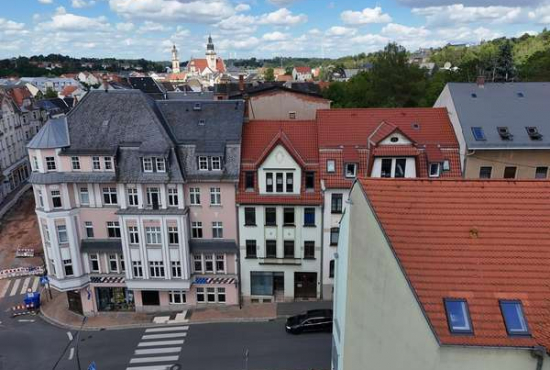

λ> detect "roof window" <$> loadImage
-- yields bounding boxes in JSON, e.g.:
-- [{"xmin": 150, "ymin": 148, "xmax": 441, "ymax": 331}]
[
  {"xmin": 497, "ymin": 127, "xmax": 512, "ymax": 140},
  {"xmin": 412, "ymin": 123, "xmax": 420, "ymax": 130},
  {"xmin": 517, "ymin": 92, "xmax": 524, "ymax": 98},
  {"xmin": 444, "ymin": 298, "xmax": 473, "ymax": 334},
  {"xmin": 471, "ymin": 93, "xmax": 477, "ymax": 98},
  {"xmin": 526, "ymin": 127, "xmax": 543, "ymax": 140},
  {"xmin": 198, "ymin": 119, "xmax": 205, "ymax": 126},
  {"xmin": 471, "ymin": 127, "xmax": 486, "ymax": 141},
  {"xmin": 500, "ymin": 300, "xmax": 530, "ymax": 336},
  {"xmin": 193, "ymin": 103, "xmax": 202, "ymax": 111}
]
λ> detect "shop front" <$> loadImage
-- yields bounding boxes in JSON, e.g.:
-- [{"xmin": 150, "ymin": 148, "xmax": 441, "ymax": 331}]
[{"xmin": 95, "ymin": 286, "xmax": 135, "ymax": 312}]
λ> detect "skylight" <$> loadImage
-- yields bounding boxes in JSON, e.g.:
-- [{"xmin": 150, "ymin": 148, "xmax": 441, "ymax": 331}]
[
  {"xmin": 444, "ymin": 299, "xmax": 473, "ymax": 334},
  {"xmin": 517, "ymin": 92, "xmax": 525, "ymax": 98},
  {"xmin": 471, "ymin": 127, "xmax": 486, "ymax": 141},
  {"xmin": 526, "ymin": 127, "xmax": 543, "ymax": 140},
  {"xmin": 497, "ymin": 127, "xmax": 512, "ymax": 140},
  {"xmin": 471, "ymin": 93, "xmax": 477, "ymax": 98},
  {"xmin": 500, "ymin": 301, "xmax": 530, "ymax": 336}
]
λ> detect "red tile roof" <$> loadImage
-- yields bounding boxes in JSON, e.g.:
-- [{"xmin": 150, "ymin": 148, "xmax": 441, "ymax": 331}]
[
  {"xmin": 372, "ymin": 146, "xmax": 420, "ymax": 157},
  {"xmin": 188, "ymin": 58, "xmax": 226, "ymax": 73},
  {"xmin": 61, "ymin": 85, "xmax": 78, "ymax": 97},
  {"xmin": 360, "ymin": 179, "xmax": 550, "ymax": 350},
  {"xmin": 294, "ymin": 66, "xmax": 312, "ymax": 74},
  {"xmin": 7, "ymin": 86, "xmax": 32, "ymax": 107}
]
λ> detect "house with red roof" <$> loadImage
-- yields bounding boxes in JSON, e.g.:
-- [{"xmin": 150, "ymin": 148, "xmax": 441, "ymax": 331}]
[
  {"xmin": 317, "ymin": 108, "xmax": 462, "ymax": 299},
  {"xmin": 292, "ymin": 66, "xmax": 312, "ymax": 82},
  {"xmin": 187, "ymin": 35, "xmax": 226, "ymax": 87},
  {"xmin": 333, "ymin": 178, "xmax": 550, "ymax": 370},
  {"xmin": 237, "ymin": 121, "xmax": 323, "ymax": 302}
]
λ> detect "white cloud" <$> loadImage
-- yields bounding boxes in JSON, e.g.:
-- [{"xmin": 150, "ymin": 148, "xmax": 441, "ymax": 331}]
[
  {"xmin": 262, "ymin": 31, "xmax": 289, "ymax": 41},
  {"xmin": 341, "ymin": 7, "xmax": 392, "ymax": 25},
  {"xmin": 326, "ymin": 26, "xmax": 356, "ymax": 37},
  {"xmin": 171, "ymin": 26, "xmax": 190, "ymax": 39},
  {"xmin": 529, "ymin": 5, "xmax": 550, "ymax": 23},
  {"xmin": 216, "ymin": 14, "xmax": 257, "ymax": 34},
  {"xmin": 267, "ymin": 0, "xmax": 300, "ymax": 6},
  {"xmin": 397, "ymin": 0, "xmax": 543, "ymax": 6},
  {"xmin": 0, "ymin": 18, "xmax": 26, "ymax": 31},
  {"xmin": 116, "ymin": 22, "xmax": 134, "ymax": 32},
  {"xmin": 72, "ymin": 0, "xmax": 96, "ymax": 8},
  {"xmin": 258, "ymin": 8, "xmax": 307, "ymax": 25},
  {"xmin": 37, "ymin": 0, "xmax": 53, "ymax": 4},
  {"xmin": 382, "ymin": 23, "xmax": 430, "ymax": 38},
  {"xmin": 235, "ymin": 3, "xmax": 251, "ymax": 12},
  {"xmin": 137, "ymin": 21, "xmax": 170, "ymax": 33},
  {"xmin": 37, "ymin": 13, "xmax": 110, "ymax": 32},
  {"xmin": 218, "ymin": 36, "xmax": 260, "ymax": 50},
  {"xmin": 350, "ymin": 33, "xmax": 389, "ymax": 46},
  {"xmin": 55, "ymin": 6, "xmax": 67, "ymax": 14},
  {"xmin": 412, "ymin": 4, "xmax": 524, "ymax": 26}
]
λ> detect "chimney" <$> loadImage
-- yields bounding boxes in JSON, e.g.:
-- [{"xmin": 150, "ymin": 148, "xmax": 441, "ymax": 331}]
[
  {"xmin": 476, "ymin": 76, "xmax": 485, "ymax": 88},
  {"xmin": 239, "ymin": 74, "xmax": 245, "ymax": 92},
  {"xmin": 102, "ymin": 77, "xmax": 109, "ymax": 92}
]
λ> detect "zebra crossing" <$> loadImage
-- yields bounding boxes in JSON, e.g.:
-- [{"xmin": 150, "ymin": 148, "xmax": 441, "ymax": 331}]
[
  {"xmin": 0, "ymin": 277, "xmax": 40, "ymax": 302},
  {"xmin": 126, "ymin": 325, "xmax": 189, "ymax": 370}
]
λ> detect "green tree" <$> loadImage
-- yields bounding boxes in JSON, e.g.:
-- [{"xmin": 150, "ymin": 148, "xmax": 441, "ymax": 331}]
[
  {"xmin": 496, "ymin": 40, "xmax": 516, "ymax": 81},
  {"xmin": 519, "ymin": 49, "xmax": 550, "ymax": 81},
  {"xmin": 43, "ymin": 87, "xmax": 58, "ymax": 99},
  {"xmin": 264, "ymin": 67, "xmax": 275, "ymax": 81}
]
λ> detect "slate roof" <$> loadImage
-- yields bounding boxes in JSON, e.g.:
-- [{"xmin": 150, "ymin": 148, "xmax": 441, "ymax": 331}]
[
  {"xmin": 127, "ymin": 77, "xmax": 166, "ymax": 95},
  {"xmin": 446, "ymin": 82, "xmax": 550, "ymax": 149},
  {"xmin": 229, "ymin": 82, "xmax": 326, "ymax": 99},
  {"xmin": 360, "ymin": 179, "xmax": 550, "ymax": 350},
  {"xmin": 27, "ymin": 117, "xmax": 70, "ymax": 149}
]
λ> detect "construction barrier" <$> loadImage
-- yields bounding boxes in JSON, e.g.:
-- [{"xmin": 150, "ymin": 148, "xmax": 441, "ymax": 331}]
[{"xmin": 0, "ymin": 266, "xmax": 44, "ymax": 280}]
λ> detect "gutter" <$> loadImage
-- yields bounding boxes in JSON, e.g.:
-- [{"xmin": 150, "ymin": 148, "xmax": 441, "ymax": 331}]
[{"xmin": 531, "ymin": 346, "xmax": 545, "ymax": 370}]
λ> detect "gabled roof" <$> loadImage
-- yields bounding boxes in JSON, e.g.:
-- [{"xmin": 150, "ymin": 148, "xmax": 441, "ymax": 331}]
[
  {"xmin": 128, "ymin": 76, "xmax": 166, "ymax": 95},
  {"xmin": 445, "ymin": 82, "xmax": 550, "ymax": 149},
  {"xmin": 188, "ymin": 58, "xmax": 226, "ymax": 73},
  {"xmin": 230, "ymin": 82, "xmax": 327, "ymax": 99},
  {"xmin": 294, "ymin": 66, "xmax": 312, "ymax": 74},
  {"xmin": 61, "ymin": 85, "xmax": 78, "ymax": 97},
  {"xmin": 27, "ymin": 117, "xmax": 70, "ymax": 149},
  {"xmin": 360, "ymin": 179, "xmax": 550, "ymax": 350}
]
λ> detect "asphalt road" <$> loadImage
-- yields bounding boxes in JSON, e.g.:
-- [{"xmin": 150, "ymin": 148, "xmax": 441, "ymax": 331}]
[{"xmin": 0, "ymin": 287, "xmax": 331, "ymax": 370}]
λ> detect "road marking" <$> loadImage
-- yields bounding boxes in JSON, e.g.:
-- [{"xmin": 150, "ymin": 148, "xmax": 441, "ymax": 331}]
[
  {"xmin": 134, "ymin": 347, "xmax": 181, "ymax": 356},
  {"xmin": 31, "ymin": 277, "xmax": 39, "ymax": 292},
  {"xmin": 141, "ymin": 332, "xmax": 187, "ymax": 340},
  {"xmin": 19, "ymin": 277, "xmax": 30, "ymax": 295},
  {"xmin": 126, "ymin": 365, "xmax": 172, "ymax": 370},
  {"xmin": 0, "ymin": 280, "xmax": 9, "ymax": 299},
  {"xmin": 137, "ymin": 340, "xmax": 184, "ymax": 347},
  {"xmin": 68, "ymin": 347, "xmax": 75, "ymax": 360},
  {"xmin": 17, "ymin": 319, "xmax": 35, "ymax": 323},
  {"xmin": 145, "ymin": 326, "xmax": 189, "ymax": 333},
  {"xmin": 67, "ymin": 332, "xmax": 73, "ymax": 341},
  {"xmin": 9, "ymin": 279, "xmax": 21, "ymax": 296},
  {"xmin": 129, "ymin": 356, "xmax": 179, "ymax": 364}
]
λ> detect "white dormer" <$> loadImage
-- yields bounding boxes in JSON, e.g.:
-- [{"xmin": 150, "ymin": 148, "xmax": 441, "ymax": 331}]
[
  {"xmin": 379, "ymin": 132, "xmax": 412, "ymax": 145},
  {"xmin": 259, "ymin": 144, "xmax": 302, "ymax": 195}
]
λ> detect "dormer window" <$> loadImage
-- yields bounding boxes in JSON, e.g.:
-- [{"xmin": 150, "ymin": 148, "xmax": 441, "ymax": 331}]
[
  {"xmin": 46, "ymin": 157, "xmax": 56, "ymax": 171},
  {"xmin": 429, "ymin": 163, "xmax": 441, "ymax": 178},
  {"xmin": 211, "ymin": 157, "xmax": 221, "ymax": 171},
  {"xmin": 526, "ymin": 127, "xmax": 543, "ymax": 140},
  {"xmin": 92, "ymin": 156, "xmax": 101, "ymax": 170},
  {"xmin": 198, "ymin": 156, "xmax": 208, "ymax": 171},
  {"xmin": 143, "ymin": 158, "xmax": 153, "ymax": 172},
  {"xmin": 390, "ymin": 136, "xmax": 399, "ymax": 143},
  {"xmin": 327, "ymin": 160, "xmax": 336, "ymax": 173},
  {"xmin": 345, "ymin": 163, "xmax": 357, "ymax": 178},
  {"xmin": 104, "ymin": 156, "xmax": 114, "ymax": 171},
  {"xmin": 193, "ymin": 103, "xmax": 202, "ymax": 111},
  {"xmin": 497, "ymin": 127, "xmax": 512, "ymax": 140},
  {"xmin": 156, "ymin": 158, "xmax": 166, "ymax": 172}
]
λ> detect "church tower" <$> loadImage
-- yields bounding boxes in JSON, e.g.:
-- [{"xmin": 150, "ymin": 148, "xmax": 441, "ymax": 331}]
[
  {"xmin": 171, "ymin": 44, "xmax": 180, "ymax": 73},
  {"xmin": 205, "ymin": 35, "xmax": 217, "ymax": 72}
]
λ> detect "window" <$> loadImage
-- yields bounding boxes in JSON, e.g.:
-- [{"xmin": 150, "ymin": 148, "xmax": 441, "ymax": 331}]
[
  {"xmin": 90, "ymin": 254, "xmax": 99, "ymax": 273},
  {"xmin": 212, "ymin": 222, "xmax": 223, "ymax": 239},
  {"xmin": 143, "ymin": 158, "xmax": 153, "ymax": 172},
  {"xmin": 444, "ymin": 299, "xmax": 473, "ymax": 334},
  {"xmin": 304, "ymin": 208, "xmax": 315, "ymax": 226},
  {"xmin": 102, "ymin": 187, "xmax": 118, "ymax": 205},
  {"xmin": 286, "ymin": 173, "xmax": 294, "ymax": 193},
  {"xmin": 345, "ymin": 163, "xmax": 357, "ymax": 178},
  {"xmin": 189, "ymin": 188, "xmax": 201, "ymax": 205},
  {"xmin": 479, "ymin": 166, "xmax": 492, "ymax": 179},
  {"xmin": 63, "ymin": 259, "xmax": 73, "ymax": 277},
  {"xmin": 245, "ymin": 172, "xmax": 255, "ymax": 190},
  {"xmin": 265, "ymin": 208, "xmax": 277, "ymax": 226},
  {"xmin": 57, "ymin": 225, "xmax": 68, "ymax": 244},
  {"xmin": 127, "ymin": 188, "xmax": 138, "ymax": 206},
  {"xmin": 289, "ymin": 111, "xmax": 296, "ymax": 119},
  {"xmin": 46, "ymin": 157, "xmax": 56, "ymax": 171},
  {"xmin": 330, "ymin": 227, "xmax": 339, "ymax": 246},
  {"xmin": 536, "ymin": 167, "xmax": 548, "ymax": 179},
  {"xmin": 266, "ymin": 240, "xmax": 277, "ymax": 258},
  {"xmin": 443, "ymin": 160, "xmax": 450, "ymax": 171},
  {"xmin": 211, "ymin": 157, "xmax": 221, "ymax": 170},
  {"xmin": 171, "ymin": 261, "xmax": 182, "ymax": 278},
  {"xmin": 120, "ymin": 255, "xmax": 126, "ymax": 272},
  {"xmin": 329, "ymin": 260, "xmax": 335, "ymax": 278},
  {"xmin": 216, "ymin": 254, "xmax": 225, "ymax": 272},
  {"xmin": 394, "ymin": 159, "xmax": 406, "ymax": 178},
  {"xmin": 32, "ymin": 156, "xmax": 39, "ymax": 171},
  {"xmin": 471, "ymin": 127, "xmax": 486, "ymax": 141},
  {"xmin": 304, "ymin": 241, "xmax": 315, "ymax": 259},
  {"xmin": 266, "ymin": 173, "xmax": 274, "ymax": 192},
  {"xmin": 210, "ymin": 187, "xmax": 221, "ymax": 205},
  {"xmin": 149, "ymin": 261, "xmax": 165, "ymax": 278},
  {"xmin": 500, "ymin": 300, "xmax": 530, "ymax": 336},
  {"xmin": 429, "ymin": 163, "xmax": 441, "ymax": 178},
  {"xmin": 49, "ymin": 259, "xmax": 56, "ymax": 275},
  {"xmin": 128, "ymin": 226, "xmax": 139, "ymax": 244},
  {"xmin": 244, "ymin": 207, "xmax": 256, "ymax": 226},
  {"xmin": 196, "ymin": 287, "xmax": 205, "ymax": 303},
  {"xmin": 246, "ymin": 240, "xmax": 257, "ymax": 258},
  {"xmin": 305, "ymin": 172, "xmax": 315, "ymax": 190},
  {"xmin": 51, "ymin": 190, "xmax": 62, "ymax": 208},
  {"xmin": 381, "ymin": 158, "xmax": 392, "ymax": 178},
  {"xmin": 85, "ymin": 221, "xmax": 94, "ymax": 238},
  {"xmin": 109, "ymin": 254, "xmax": 119, "ymax": 273},
  {"xmin": 169, "ymin": 291, "xmax": 186, "ymax": 304},
  {"xmin": 276, "ymin": 173, "xmax": 284, "ymax": 193},
  {"xmin": 146, "ymin": 187, "xmax": 160, "ymax": 209},
  {"xmin": 191, "ymin": 222, "xmax": 203, "ymax": 239},
  {"xmin": 132, "ymin": 261, "xmax": 143, "ymax": 278},
  {"xmin": 168, "ymin": 226, "xmax": 179, "ymax": 244},
  {"xmin": 107, "ymin": 221, "xmax": 121, "ymax": 238},
  {"xmin": 217, "ymin": 287, "xmax": 226, "ymax": 303},
  {"xmin": 71, "ymin": 157, "xmax": 80, "ymax": 170},
  {"xmin": 198, "ymin": 156, "xmax": 208, "ymax": 171},
  {"xmin": 205, "ymin": 255, "xmax": 214, "ymax": 273},
  {"xmin": 526, "ymin": 126, "xmax": 543, "ymax": 140},
  {"xmin": 284, "ymin": 241, "xmax": 295, "ymax": 258},
  {"xmin": 36, "ymin": 189, "xmax": 44, "ymax": 208},
  {"xmin": 283, "ymin": 208, "xmax": 295, "ymax": 225},
  {"xmin": 145, "ymin": 226, "xmax": 162, "ymax": 245},
  {"xmin": 79, "ymin": 187, "xmax": 89, "ymax": 205},
  {"xmin": 104, "ymin": 157, "xmax": 113, "ymax": 170},
  {"xmin": 504, "ymin": 166, "xmax": 517, "ymax": 179},
  {"xmin": 327, "ymin": 160, "xmax": 336, "ymax": 173},
  {"xmin": 194, "ymin": 255, "xmax": 203, "ymax": 273},
  {"xmin": 168, "ymin": 188, "xmax": 179, "ymax": 207},
  {"xmin": 156, "ymin": 158, "xmax": 166, "ymax": 172},
  {"xmin": 497, "ymin": 126, "xmax": 512, "ymax": 140},
  {"xmin": 207, "ymin": 287, "xmax": 216, "ymax": 302},
  {"xmin": 331, "ymin": 194, "xmax": 343, "ymax": 214},
  {"xmin": 92, "ymin": 156, "xmax": 101, "ymax": 170}
]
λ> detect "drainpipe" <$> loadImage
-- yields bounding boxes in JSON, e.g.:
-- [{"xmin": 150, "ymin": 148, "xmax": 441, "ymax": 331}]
[
  {"xmin": 319, "ymin": 179, "xmax": 326, "ymax": 301},
  {"xmin": 235, "ymin": 182, "xmax": 243, "ymax": 309},
  {"xmin": 531, "ymin": 346, "xmax": 545, "ymax": 370}
]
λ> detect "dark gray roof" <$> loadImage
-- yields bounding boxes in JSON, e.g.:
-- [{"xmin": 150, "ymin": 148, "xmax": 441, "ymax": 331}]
[
  {"xmin": 116, "ymin": 147, "xmax": 184, "ymax": 184},
  {"xmin": 165, "ymin": 91, "xmax": 214, "ymax": 101},
  {"xmin": 27, "ymin": 117, "xmax": 70, "ymax": 149},
  {"xmin": 81, "ymin": 239, "xmax": 123, "ymax": 253},
  {"xmin": 447, "ymin": 82, "xmax": 550, "ymax": 149},
  {"xmin": 29, "ymin": 172, "xmax": 116, "ymax": 184},
  {"xmin": 189, "ymin": 240, "xmax": 238, "ymax": 254}
]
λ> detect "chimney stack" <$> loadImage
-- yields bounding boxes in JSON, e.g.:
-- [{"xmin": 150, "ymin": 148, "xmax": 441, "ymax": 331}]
[
  {"xmin": 476, "ymin": 76, "xmax": 485, "ymax": 88},
  {"xmin": 239, "ymin": 74, "xmax": 245, "ymax": 92}
]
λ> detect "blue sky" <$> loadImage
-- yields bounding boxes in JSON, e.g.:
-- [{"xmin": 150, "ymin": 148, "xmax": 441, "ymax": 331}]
[{"xmin": 1, "ymin": 0, "xmax": 549, "ymax": 60}]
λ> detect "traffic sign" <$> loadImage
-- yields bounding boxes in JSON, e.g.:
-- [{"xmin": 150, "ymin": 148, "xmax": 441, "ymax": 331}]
[
  {"xmin": 40, "ymin": 276, "xmax": 49, "ymax": 285},
  {"xmin": 88, "ymin": 361, "xmax": 97, "ymax": 370}
]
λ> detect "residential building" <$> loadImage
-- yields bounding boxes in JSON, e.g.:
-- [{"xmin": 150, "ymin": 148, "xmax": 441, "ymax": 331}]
[
  {"xmin": 292, "ymin": 67, "xmax": 312, "ymax": 82},
  {"xmin": 28, "ymin": 90, "xmax": 245, "ymax": 315},
  {"xmin": 20, "ymin": 77, "xmax": 81, "ymax": 95},
  {"xmin": 237, "ymin": 121, "xmax": 323, "ymax": 303},
  {"xmin": 334, "ymin": 178, "xmax": 550, "ymax": 370},
  {"xmin": 317, "ymin": 108, "xmax": 461, "ymax": 298},
  {"xmin": 435, "ymin": 81, "xmax": 550, "ymax": 179}
]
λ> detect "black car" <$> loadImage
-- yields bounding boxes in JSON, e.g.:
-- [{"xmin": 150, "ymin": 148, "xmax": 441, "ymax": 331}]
[{"xmin": 285, "ymin": 309, "xmax": 333, "ymax": 334}]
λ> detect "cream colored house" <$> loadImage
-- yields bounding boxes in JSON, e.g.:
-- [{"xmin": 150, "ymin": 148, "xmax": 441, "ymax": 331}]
[{"xmin": 334, "ymin": 178, "xmax": 550, "ymax": 370}]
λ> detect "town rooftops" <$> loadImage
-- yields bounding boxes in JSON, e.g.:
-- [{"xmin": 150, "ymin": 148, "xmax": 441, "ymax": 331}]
[
  {"xmin": 294, "ymin": 66, "xmax": 312, "ymax": 74},
  {"xmin": 359, "ymin": 178, "xmax": 550, "ymax": 351},
  {"xmin": 445, "ymin": 82, "xmax": 550, "ymax": 149},
  {"xmin": 27, "ymin": 117, "xmax": 70, "ymax": 149}
]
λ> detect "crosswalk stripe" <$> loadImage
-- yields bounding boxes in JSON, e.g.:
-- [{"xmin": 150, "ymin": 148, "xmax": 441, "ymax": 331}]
[
  {"xmin": 145, "ymin": 326, "xmax": 189, "ymax": 333},
  {"xmin": 0, "ymin": 280, "xmax": 10, "ymax": 299},
  {"xmin": 141, "ymin": 333, "xmax": 187, "ymax": 340},
  {"xmin": 129, "ymin": 356, "xmax": 179, "ymax": 364},
  {"xmin": 31, "ymin": 277, "xmax": 39, "ymax": 292},
  {"xmin": 20, "ymin": 277, "xmax": 30, "ymax": 295},
  {"xmin": 126, "ymin": 365, "xmax": 172, "ymax": 370},
  {"xmin": 137, "ymin": 340, "xmax": 184, "ymax": 347},
  {"xmin": 9, "ymin": 279, "xmax": 21, "ymax": 296},
  {"xmin": 134, "ymin": 347, "xmax": 181, "ymax": 356}
]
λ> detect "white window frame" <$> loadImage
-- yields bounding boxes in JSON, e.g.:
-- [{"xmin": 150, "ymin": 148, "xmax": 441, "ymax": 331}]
[
  {"xmin": 196, "ymin": 287, "xmax": 205, "ymax": 303},
  {"xmin": 109, "ymin": 254, "xmax": 119, "ymax": 273},
  {"xmin": 132, "ymin": 260, "xmax": 143, "ymax": 278},
  {"xmin": 79, "ymin": 186, "xmax": 90, "ymax": 205},
  {"xmin": 32, "ymin": 156, "xmax": 39, "ymax": 171},
  {"xmin": 198, "ymin": 156, "xmax": 208, "ymax": 171},
  {"xmin": 89, "ymin": 253, "xmax": 100, "ymax": 273},
  {"xmin": 191, "ymin": 222, "xmax": 203, "ymax": 239},
  {"xmin": 212, "ymin": 222, "xmax": 223, "ymax": 239},
  {"xmin": 345, "ymin": 163, "xmax": 357, "ymax": 178},
  {"xmin": 128, "ymin": 226, "xmax": 139, "ymax": 245},
  {"xmin": 211, "ymin": 156, "xmax": 221, "ymax": 171},
  {"xmin": 149, "ymin": 261, "xmax": 165, "ymax": 278},
  {"xmin": 429, "ymin": 163, "xmax": 441, "ymax": 178},
  {"xmin": 215, "ymin": 254, "xmax": 225, "ymax": 273},
  {"xmin": 210, "ymin": 187, "xmax": 221, "ymax": 205},
  {"xmin": 92, "ymin": 156, "xmax": 101, "ymax": 170},
  {"xmin": 171, "ymin": 261, "xmax": 182, "ymax": 278},
  {"xmin": 194, "ymin": 255, "xmax": 203, "ymax": 273},
  {"xmin": 327, "ymin": 160, "xmax": 336, "ymax": 173},
  {"xmin": 143, "ymin": 158, "xmax": 153, "ymax": 173},
  {"xmin": 102, "ymin": 187, "xmax": 118, "ymax": 205},
  {"xmin": 127, "ymin": 188, "xmax": 138, "ymax": 207},
  {"xmin": 36, "ymin": 189, "xmax": 44, "ymax": 208},
  {"xmin": 57, "ymin": 225, "xmax": 68, "ymax": 244},
  {"xmin": 168, "ymin": 226, "xmax": 179, "ymax": 245},
  {"xmin": 156, "ymin": 158, "xmax": 166, "ymax": 172},
  {"xmin": 204, "ymin": 255, "xmax": 214, "ymax": 273},
  {"xmin": 63, "ymin": 259, "xmax": 74, "ymax": 277},
  {"xmin": 51, "ymin": 190, "xmax": 62, "ymax": 209},
  {"xmin": 190, "ymin": 187, "xmax": 201, "ymax": 205},
  {"xmin": 107, "ymin": 221, "xmax": 121, "ymax": 238},
  {"xmin": 45, "ymin": 157, "xmax": 56, "ymax": 171},
  {"xmin": 145, "ymin": 226, "xmax": 162, "ymax": 245},
  {"xmin": 168, "ymin": 187, "xmax": 178, "ymax": 207},
  {"xmin": 169, "ymin": 291, "xmax": 186, "ymax": 304},
  {"xmin": 85, "ymin": 221, "xmax": 94, "ymax": 238},
  {"xmin": 104, "ymin": 156, "xmax": 114, "ymax": 171},
  {"xmin": 71, "ymin": 156, "xmax": 80, "ymax": 170}
]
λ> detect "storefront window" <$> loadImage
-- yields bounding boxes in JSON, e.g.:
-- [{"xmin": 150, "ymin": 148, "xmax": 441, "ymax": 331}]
[
  {"xmin": 96, "ymin": 287, "xmax": 135, "ymax": 312},
  {"xmin": 251, "ymin": 272, "xmax": 273, "ymax": 296}
]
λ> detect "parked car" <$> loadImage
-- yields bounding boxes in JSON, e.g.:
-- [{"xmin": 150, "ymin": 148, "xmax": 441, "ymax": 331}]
[{"xmin": 285, "ymin": 309, "xmax": 333, "ymax": 334}]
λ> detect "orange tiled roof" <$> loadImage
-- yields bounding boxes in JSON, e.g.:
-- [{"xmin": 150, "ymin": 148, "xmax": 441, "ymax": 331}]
[
  {"xmin": 294, "ymin": 66, "xmax": 312, "ymax": 74},
  {"xmin": 61, "ymin": 85, "xmax": 78, "ymax": 97},
  {"xmin": 7, "ymin": 86, "xmax": 32, "ymax": 107},
  {"xmin": 188, "ymin": 58, "xmax": 226, "ymax": 73},
  {"xmin": 360, "ymin": 179, "xmax": 550, "ymax": 350}
]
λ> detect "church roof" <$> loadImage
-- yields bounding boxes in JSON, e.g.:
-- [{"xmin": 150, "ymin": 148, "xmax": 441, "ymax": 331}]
[{"xmin": 188, "ymin": 58, "xmax": 226, "ymax": 74}]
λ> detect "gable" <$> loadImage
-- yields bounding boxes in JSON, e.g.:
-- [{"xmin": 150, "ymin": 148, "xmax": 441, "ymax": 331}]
[
  {"xmin": 260, "ymin": 144, "xmax": 300, "ymax": 170},
  {"xmin": 379, "ymin": 132, "xmax": 413, "ymax": 145}
]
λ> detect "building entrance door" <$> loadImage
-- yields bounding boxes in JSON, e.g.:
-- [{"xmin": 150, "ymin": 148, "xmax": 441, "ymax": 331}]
[
  {"xmin": 142, "ymin": 290, "xmax": 160, "ymax": 306},
  {"xmin": 294, "ymin": 272, "xmax": 317, "ymax": 300},
  {"xmin": 273, "ymin": 273, "xmax": 285, "ymax": 302},
  {"xmin": 67, "ymin": 290, "xmax": 83, "ymax": 315}
]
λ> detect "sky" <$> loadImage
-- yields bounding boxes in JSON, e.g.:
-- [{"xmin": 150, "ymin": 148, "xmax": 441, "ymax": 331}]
[{"xmin": 1, "ymin": 0, "xmax": 550, "ymax": 61}]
